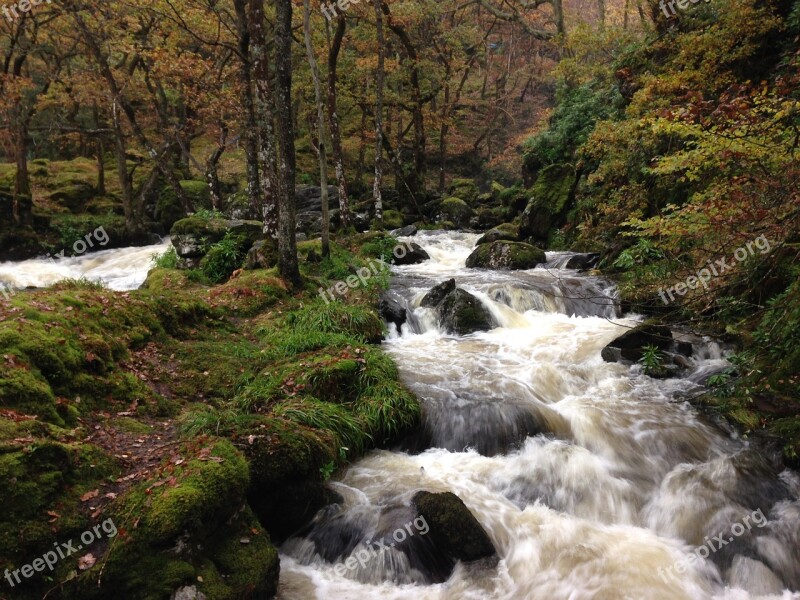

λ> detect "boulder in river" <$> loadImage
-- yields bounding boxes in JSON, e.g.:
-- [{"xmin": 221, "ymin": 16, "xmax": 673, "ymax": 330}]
[
  {"xmin": 564, "ymin": 253, "xmax": 601, "ymax": 271},
  {"xmin": 601, "ymin": 323, "xmax": 673, "ymax": 362},
  {"xmin": 438, "ymin": 288, "xmax": 494, "ymax": 335},
  {"xmin": 412, "ymin": 491, "xmax": 496, "ymax": 563},
  {"xmin": 392, "ymin": 242, "xmax": 430, "ymax": 266},
  {"xmin": 390, "ymin": 224, "xmax": 418, "ymax": 237},
  {"xmin": 466, "ymin": 240, "xmax": 546, "ymax": 270},
  {"xmin": 421, "ymin": 278, "xmax": 456, "ymax": 308},
  {"xmin": 379, "ymin": 291, "xmax": 407, "ymax": 331}
]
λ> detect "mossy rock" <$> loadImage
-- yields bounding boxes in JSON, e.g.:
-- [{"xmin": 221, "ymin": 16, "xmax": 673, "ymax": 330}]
[
  {"xmin": 171, "ymin": 217, "xmax": 263, "ymax": 260},
  {"xmin": 70, "ymin": 438, "xmax": 266, "ymax": 599},
  {"xmin": 465, "ymin": 241, "xmax": 546, "ymax": 270},
  {"xmin": 49, "ymin": 182, "xmax": 97, "ymax": 213},
  {"xmin": 520, "ymin": 164, "xmax": 577, "ymax": 241},
  {"xmin": 438, "ymin": 197, "xmax": 474, "ymax": 228},
  {"xmin": 156, "ymin": 180, "xmax": 212, "ymax": 229},
  {"xmin": 375, "ymin": 210, "xmax": 405, "ymax": 230},
  {"xmin": 448, "ymin": 179, "xmax": 479, "ymax": 205},
  {"xmin": 476, "ymin": 228, "xmax": 518, "ymax": 245}
]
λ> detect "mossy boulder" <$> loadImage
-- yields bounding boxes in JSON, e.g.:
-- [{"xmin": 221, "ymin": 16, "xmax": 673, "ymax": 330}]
[
  {"xmin": 170, "ymin": 217, "xmax": 262, "ymax": 259},
  {"xmin": 49, "ymin": 182, "xmax": 97, "ymax": 213},
  {"xmin": 413, "ymin": 491, "xmax": 495, "ymax": 562},
  {"xmin": 376, "ymin": 210, "xmax": 405, "ymax": 230},
  {"xmin": 436, "ymin": 288, "xmax": 494, "ymax": 335},
  {"xmin": 156, "ymin": 180, "xmax": 212, "ymax": 229},
  {"xmin": 520, "ymin": 164, "xmax": 578, "ymax": 242},
  {"xmin": 421, "ymin": 279, "xmax": 456, "ymax": 308},
  {"xmin": 438, "ymin": 197, "xmax": 474, "ymax": 228},
  {"xmin": 70, "ymin": 438, "xmax": 280, "ymax": 600},
  {"xmin": 448, "ymin": 179, "xmax": 480, "ymax": 205},
  {"xmin": 465, "ymin": 241, "xmax": 546, "ymax": 270}
]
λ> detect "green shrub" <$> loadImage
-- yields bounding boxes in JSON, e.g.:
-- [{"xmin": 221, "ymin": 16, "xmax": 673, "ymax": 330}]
[{"xmin": 200, "ymin": 233, "xmax": 249, "ymax": 283}]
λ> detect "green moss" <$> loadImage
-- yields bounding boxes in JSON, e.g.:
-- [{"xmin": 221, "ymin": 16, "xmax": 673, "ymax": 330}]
[
  {"xmin": 465, "ymin": 240, "xmax": 546, "ymax": 270},
  {"xmin": 156, "ymin": 180, "xmax": 212, "ymax": 229},
  {"xmin": 439, "ymin": 197, "xmax": 474, "ymax": 227},
  {"xmin": 448, "ymin": 179, "xmax": 480, "ymax": 204}
]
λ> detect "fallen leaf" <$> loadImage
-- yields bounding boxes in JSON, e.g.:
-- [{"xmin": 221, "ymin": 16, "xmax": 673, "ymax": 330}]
[{"xmin": 81, "ymin": 489, "xmax": 100, "ymax": 502}]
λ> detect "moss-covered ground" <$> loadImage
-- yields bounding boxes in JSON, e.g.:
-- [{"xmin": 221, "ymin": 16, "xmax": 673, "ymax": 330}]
[{"xmin": 0, "ymin": 233, "xmax": 420, "ymax": 599}]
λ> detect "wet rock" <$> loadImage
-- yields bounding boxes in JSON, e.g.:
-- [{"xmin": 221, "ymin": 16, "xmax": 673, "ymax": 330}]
[
  {"xmin": 438, "ymin": 288, "xmax": 494, "ymax": 335},
  {"xmin": 295, "ymin": 185, "xmax": 340, "ymax": 212},
  {"xmin": 391, "ymin": 224, "xmax": 418, "ymax": 237},
  {"xmin": 564, "ymin": 253, "xmax": 600, "ymax": 271},
  {"xmin": 466, "ymin": 241, "xmax": 546, "ymax": 270},
  {"xmin": 421, "ymin": 279, "xmax": 456, "ymax": 308},
  {"xmin": 392, "ymin": 242, "xmax": 430, "ymax": 266},
  {"xmin": 412, "ymin": 491, "xmax": 496, "ymax": 563},
  {"xmin": 379, "ymin": 292, "xmax": 407, "ymax": 331},
  {"xmin": 601, "ymin": 323, "xmax": 673, "ymax": 362}
]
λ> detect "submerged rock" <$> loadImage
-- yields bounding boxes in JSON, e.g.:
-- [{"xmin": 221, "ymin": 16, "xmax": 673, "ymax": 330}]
[
  {"xmin": 466, "ymin": 240, "xmax": 546, "ymax": 270},
  {"xmin": 412, "ymin": 491, "xmax": 496, "ymax": 562}
]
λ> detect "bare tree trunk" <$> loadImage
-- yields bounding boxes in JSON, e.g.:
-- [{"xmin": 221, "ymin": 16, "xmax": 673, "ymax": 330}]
[
  {"xmin": 373, "ymin": 0, "xmax": 386, "ymax": 223},
  {"xmin": 275, "ymin": 0, "xmax": 301, "ymax": 285},
  {"xmin": 249, "ymin": 0, "xmax": 279, "ymax": 237},
  {"xmin": 304, "ymin": 0, "xmax": 330, "ymax": 257},
  {"xmin": 206, "ymin": 124, "xmax": 227, "ymax": 210},
  {"xmin": 327, "ymin": 15, "xmax": 350, "ymax": 228}
]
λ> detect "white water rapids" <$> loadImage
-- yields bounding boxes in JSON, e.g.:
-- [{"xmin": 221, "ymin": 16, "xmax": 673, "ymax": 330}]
[
  {"xmin": 0, "ymin": 238, "xmax": 171, "ymax": 291},
  {"xmin": 279, "ymin": 231, "xmax": 800, "ymax": 600}
]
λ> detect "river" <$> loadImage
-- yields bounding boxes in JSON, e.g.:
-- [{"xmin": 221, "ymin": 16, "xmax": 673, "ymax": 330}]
[{"xmin": 278, "ymin": 231, "xmax": 800, "ymax": 600}]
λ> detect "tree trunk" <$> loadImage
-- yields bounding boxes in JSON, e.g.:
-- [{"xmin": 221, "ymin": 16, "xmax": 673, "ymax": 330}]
[
  {"xmin": 327, "ymin": 15, "xmax": 350, "ymax": 228},
  {"xmin": 275, "ymin": 0, "xmax": 301, "ymax": 285},
  {"xmin": 112, "ymin": 105, "xmax": 138, "ymax": 235},
  {"xmin": 248, "ymin": 0, "xmax": 279, "ymax": 237},
  {"xmin": 372, "ymin": 0, "xmax": 386, "ymax": 223},
  {"xmin": 304, "ymin": 0, "xmax": 330, "ymax": 257},
  {"xmin": 234, "ymin": 0, "xmax": 263, "ymax": 218},
  {"xmin": 12, "ymin": 122, "xmax": 32, "ymax": 226}
]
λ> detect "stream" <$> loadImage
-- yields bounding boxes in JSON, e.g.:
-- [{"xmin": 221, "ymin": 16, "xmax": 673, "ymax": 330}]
[
  {"xmin": 2, "ymin": 230, "xmax": 798, "ymax": 599},
  {"xmin": 278, "ymin": 231, "xmax": 800, "ymax": 600}
]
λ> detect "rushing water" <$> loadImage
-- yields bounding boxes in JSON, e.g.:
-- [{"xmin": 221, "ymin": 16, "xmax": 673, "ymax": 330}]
[
  {"xmin": 279, "ymin": 231, "xmax": 800, "ymax": 600},
  {"xmin": 0, "ymin": 238, "xmax": 171, "ymax": 291}
]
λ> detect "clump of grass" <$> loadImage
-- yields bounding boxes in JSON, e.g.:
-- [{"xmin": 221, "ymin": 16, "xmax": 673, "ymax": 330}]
[
  {"xmin": 272, "ymin": 398, "xmax": 372, "ymax": 453},
  {"xmin": 52, "ymin": 277, "xmax": 107, "ymax": 291},
  {"xmin": 284, "ymin": 300, "xmax": 384, "ymax": 343},
  {"xmin": 151, "ymin": 246, "xmax": 179, "ymax": 269}
]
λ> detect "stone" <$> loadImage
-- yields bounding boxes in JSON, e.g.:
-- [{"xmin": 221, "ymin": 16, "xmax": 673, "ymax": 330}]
[
  {"xmin": 421, "ymin": 279, "xmax": 456, "ymax": 308},
  {"xmin": 413, "ymin": 491, "xmax": 495, "ymax": 562},
  {"xmin": 465, "ymin": 241, "xmax": 546, "ymax": 270},
  {"xmin": 437, "ymin": 288, "xmax": 494, "ymax": 335}
]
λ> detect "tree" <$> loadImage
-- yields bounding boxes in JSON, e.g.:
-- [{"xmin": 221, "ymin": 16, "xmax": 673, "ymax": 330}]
[
  {"xmin": 304, "ymin": 0, "xmax": 330, "ymax": 257},
  {"xmin": 372, "ymin": 0, "xmax": 385, "ymax": 223},
  {"xmin": 326, "ymin": 14, "xmax": 350, "ymax": 228},
  {"xmin": 274, "ymin": 0, "xmax": 301, "ymax": 284}
]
